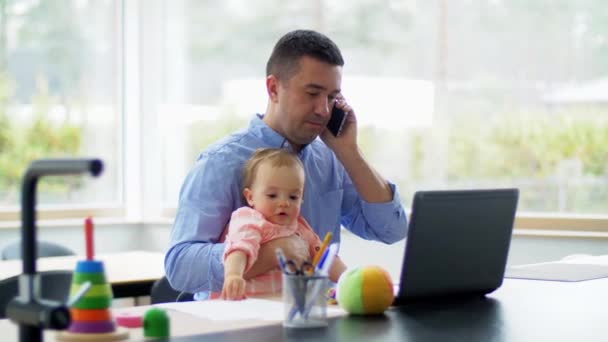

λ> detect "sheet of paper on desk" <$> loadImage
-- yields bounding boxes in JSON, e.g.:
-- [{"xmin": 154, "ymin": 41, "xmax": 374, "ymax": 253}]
[
  {"xmin": 155, "ymin": 298, "xmax": 346, "ymax": 321},
  {"xmin": 561, "ymin": 255, "xmax": 608, "ymax": 265}
]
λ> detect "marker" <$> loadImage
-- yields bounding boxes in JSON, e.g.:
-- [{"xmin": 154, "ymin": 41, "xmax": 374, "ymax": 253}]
[{"xmin": 312, "ymin": 232, "xmax": 332, "ymax": 267}]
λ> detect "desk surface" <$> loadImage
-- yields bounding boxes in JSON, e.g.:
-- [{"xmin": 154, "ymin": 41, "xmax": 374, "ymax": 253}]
[
  {"xmin": 2, "ymin": 276, "xmax": 607, "ymax": 341},
  {"xmin": 174, "ymin": 277, "xmax": 608, "ymax": 341},
  {"xmin": 0, "ymin": 251, "xmax": 165, "ymax": 298}
]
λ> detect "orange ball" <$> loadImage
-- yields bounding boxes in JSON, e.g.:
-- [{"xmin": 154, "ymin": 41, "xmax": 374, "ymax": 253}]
[{"xmin": 336, "ymin": 265, "xmax": 394, "ymax": 314}]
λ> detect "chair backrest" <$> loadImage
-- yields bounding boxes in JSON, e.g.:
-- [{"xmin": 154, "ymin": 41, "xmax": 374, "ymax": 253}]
[
  {"xmin": 1, "ymin": 240, "xmax": 75, "ymax": 260},
  {"xmin": 150, "ymin": 276, "xmax": 193, "ymax": 304},
  {"xmin": 0, "ymin": 270, "xmax": 73, "ymax": 319}
]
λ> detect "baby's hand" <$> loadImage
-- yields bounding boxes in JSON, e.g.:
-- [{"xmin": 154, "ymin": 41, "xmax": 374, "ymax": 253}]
[{"xmin": 221, "ymin": 274, "xmax": 247, "ymax": 300}]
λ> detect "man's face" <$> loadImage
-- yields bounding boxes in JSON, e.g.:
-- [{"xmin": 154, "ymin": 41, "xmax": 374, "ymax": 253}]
[
  {"xmin": 269, "ymin": 56, "xmax": 342, "ymax": 147},
  {"xmin": 244, "ymin": 162, "xmax": 305, "ymax": 226}
]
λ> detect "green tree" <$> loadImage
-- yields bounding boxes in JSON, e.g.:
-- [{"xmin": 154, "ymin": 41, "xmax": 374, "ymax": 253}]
[
  {"xmin": 0, "ymin": 76, "xmax": 82, "ymax": 203},
  {"xmin": 445, "ymin": 110, "xmax": 608, "ymax": 180}
]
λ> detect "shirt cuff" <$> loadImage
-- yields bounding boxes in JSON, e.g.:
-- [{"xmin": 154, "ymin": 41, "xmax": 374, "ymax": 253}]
[
  {"xmin": 208, "ymin": 242, "xmax": 226, "ymax": 292},
  {"xmin": 359, "ymin": 183, "xmax": 407, "ymax": 240}
]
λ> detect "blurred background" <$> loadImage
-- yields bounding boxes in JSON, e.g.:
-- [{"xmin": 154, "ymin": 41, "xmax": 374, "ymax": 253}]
[
  {"xmin": 0, "ymin": 0, "xmax": 607, "ymax": 274},
  {"xmin": 2, "ymin": 0, "xmax": 607, "ymax": 215}
]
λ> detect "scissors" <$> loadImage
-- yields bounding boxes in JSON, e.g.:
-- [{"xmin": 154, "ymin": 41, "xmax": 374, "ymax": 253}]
[{"xmin": 284, "ymin": 260, "xmax": 315, "ymax": 276}]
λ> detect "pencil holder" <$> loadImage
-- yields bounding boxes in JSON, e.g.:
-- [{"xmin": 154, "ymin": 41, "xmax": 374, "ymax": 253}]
[{"xmin": 282, "ymin": 274, "xmax": 328, "ymax": 328}]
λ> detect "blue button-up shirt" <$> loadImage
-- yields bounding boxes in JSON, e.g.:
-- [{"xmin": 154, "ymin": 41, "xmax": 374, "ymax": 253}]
[{"xmin": 165, "ymin": 115, "xmax": 407, "ymax": 298}]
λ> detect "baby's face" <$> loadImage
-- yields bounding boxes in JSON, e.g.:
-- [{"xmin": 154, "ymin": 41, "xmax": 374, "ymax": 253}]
[{"xmin": 244, "ymin": 163, "xmax": 304, "ymax": 225}]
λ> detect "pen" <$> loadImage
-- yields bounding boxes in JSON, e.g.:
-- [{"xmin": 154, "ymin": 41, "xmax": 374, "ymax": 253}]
[
  {"xmin": 316, "ymin": 248, "xmax": 330, "ymax": 272},
  {"xmin": 312, "ymin": 232, "xmax": 332, "ymax": 267},
  {"xmin": 319, "ymin": 243, "xmax": 338, "ymax": 276},
  {"xmin": 275, "ymin": 248, "xmax": 288, "ymax": 274},
  {"xmin": 303, "ymin": 243, "xmax": 339, "ymax": 319}
]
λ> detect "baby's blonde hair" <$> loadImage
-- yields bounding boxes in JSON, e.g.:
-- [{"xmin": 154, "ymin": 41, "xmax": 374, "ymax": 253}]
[{"xmin": 242, "ymin": 148, "xmax": 305, "ymax": 192}]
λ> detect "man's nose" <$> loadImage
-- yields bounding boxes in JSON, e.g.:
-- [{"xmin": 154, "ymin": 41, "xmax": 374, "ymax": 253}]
[{"xmin": 315, "ymin": 98, "xmax": 332, "ymax": 118}]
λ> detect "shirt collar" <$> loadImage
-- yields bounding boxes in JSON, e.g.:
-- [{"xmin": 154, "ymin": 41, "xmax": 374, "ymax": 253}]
[{"xmin": 249, "ymin": 114, "xmax": 311, "ymax": 155}]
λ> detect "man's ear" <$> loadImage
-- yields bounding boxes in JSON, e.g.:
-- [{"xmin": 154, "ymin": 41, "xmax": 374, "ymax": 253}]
[
  {"xmin": 243, "ymin": 188, "xmax": 255, "ymax": 207},
  {"xmin": 266, "ymin": 75, "xmax": 279, "ymax": 103}
]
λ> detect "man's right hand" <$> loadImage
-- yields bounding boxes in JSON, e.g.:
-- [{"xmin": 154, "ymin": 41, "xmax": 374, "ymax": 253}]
[{"xmin": 243, "ymin": 235, "xmax": 309, "ymax": 279}]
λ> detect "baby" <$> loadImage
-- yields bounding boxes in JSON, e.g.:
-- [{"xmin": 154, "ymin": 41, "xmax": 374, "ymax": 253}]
[{"xmin": 220, "ymin": 148, "xmax": 346, "ymax": 300}]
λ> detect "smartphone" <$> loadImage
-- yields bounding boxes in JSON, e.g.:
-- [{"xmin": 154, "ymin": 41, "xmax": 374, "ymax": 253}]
[{"xmin": 326, "ymin": 105, "xmax": 347, "ymax": 137}]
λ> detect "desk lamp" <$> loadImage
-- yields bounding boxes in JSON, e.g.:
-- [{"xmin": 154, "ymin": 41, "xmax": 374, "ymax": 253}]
[{"xmin": 6, "ymin": 159, "xmax": 103, "ymax": 342}]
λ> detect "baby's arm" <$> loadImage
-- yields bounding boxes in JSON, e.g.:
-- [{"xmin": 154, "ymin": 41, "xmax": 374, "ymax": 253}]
[
  {"xmin": 221, "ymin": 251, "xmax": 248, "ymax": 300},
  {"xmin": 222, "ymin": 207, "xmax": 267, "ymax": 299},
  {"xmin": 328, "ymin": 255, "xmax": 347, "ymax": 283}
]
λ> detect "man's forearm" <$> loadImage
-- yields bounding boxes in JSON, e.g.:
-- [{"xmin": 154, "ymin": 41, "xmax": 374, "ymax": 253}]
[
  {"xmin": 335, "ymin": 147, "xmax": 392, "ymax": 203},
  {"xmin": 165, "ymin": 241, "xmax": 226, "ymax": 293}
]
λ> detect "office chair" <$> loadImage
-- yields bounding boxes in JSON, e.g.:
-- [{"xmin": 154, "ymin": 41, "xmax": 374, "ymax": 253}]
[
  {"xmin": 150, "ymin": 276, "xmax": 194, "ymax": 304},
  {"xmin": 0, "ymin": 270, "xmax": 73, "ymax": 319},
  {"xmin": 1, "ymin": 240, "xmax": 75, "ymax": 260}
]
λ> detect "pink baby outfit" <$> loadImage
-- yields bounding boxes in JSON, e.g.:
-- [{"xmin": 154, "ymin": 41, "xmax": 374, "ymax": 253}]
[{"xmin": 213, "ymin": 206, "xmax": 322, "ymax": 298}]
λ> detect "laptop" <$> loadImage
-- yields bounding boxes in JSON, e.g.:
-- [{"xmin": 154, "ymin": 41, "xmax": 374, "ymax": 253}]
[{"xmin": 393, "ymin": 188, "xmax": 519, "ymax": 305}]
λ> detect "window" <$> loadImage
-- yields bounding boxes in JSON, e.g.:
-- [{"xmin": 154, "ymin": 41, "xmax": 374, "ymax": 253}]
[
  {"xmin": 3, "ymin": 1, "xmax": 602, "ymax": 226},
  {"xmin": 0, "ymin": 0, "xmax": 122, "ymax": 215},
  {"xmin": 157, "ymin": 0, "xmax": 608, "ymax": 220}
]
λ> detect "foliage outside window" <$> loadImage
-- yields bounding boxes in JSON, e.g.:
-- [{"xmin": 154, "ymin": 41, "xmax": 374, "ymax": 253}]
[{"xmin": 0, "ymin": 75, "xmax": 82, "ymax": 203}]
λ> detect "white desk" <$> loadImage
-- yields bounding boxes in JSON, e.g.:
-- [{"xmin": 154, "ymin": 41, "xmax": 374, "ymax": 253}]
[{"xmin": 0, "ymin": 251, "xmax": 165, "ymax": 298}]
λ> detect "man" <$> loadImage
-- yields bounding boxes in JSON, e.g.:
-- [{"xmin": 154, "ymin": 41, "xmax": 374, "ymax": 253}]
[{"xmin": 165, "ymin": 29, "xmax": 407, "ymax": 299}]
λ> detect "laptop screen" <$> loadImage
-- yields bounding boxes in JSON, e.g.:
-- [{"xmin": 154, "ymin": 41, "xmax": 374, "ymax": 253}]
[{"xmin": 394, "ymin": 188, "xmax": 519, "ymax": 304}]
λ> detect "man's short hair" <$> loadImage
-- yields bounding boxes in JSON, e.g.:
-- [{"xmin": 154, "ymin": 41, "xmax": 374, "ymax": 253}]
[{"xmin": 266, "ymin": 29, "xmax": 344, "ymax": 81}]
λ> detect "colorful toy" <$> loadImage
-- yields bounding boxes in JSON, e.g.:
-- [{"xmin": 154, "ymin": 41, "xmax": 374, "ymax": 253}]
[
  {"xmin": 57, "ymin": 217, "xmax": 129, "ymax": 341},
  {"xmin": 143, "ymin": 308, "xmax": 170, "ymax": 338},
  {"xmin": 336, "ymin": 265, "xmax": 394, "ymax": 315}
]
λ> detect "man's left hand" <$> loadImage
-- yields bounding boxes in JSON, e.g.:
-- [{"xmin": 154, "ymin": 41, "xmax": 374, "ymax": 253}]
[{"xmin": 321, "ymin": 97, "xmax": 358, "ymax": 156}]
